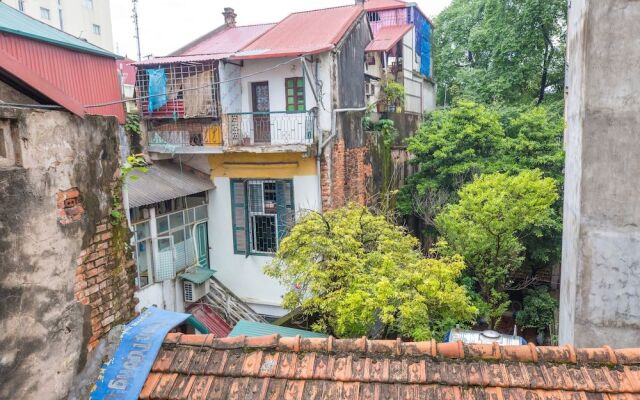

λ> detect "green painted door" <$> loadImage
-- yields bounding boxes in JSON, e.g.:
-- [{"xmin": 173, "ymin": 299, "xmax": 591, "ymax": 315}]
[{"xmin": 195, "ymin": 222, "xmax": 209, "ymax": 269}]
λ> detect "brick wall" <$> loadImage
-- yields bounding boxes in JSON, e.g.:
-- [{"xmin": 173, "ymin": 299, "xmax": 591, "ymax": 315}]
[
  {"xmin": 321, "ymin": 139, "xmax": 372, "ymax": 210},
  {"xmin": 73, "ymin": 215, "xmax": 137, "ymax": 350}
]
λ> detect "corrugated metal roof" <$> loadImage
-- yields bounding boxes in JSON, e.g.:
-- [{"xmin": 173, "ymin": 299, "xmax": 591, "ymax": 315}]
[
  {"xmin": 187, "ymin": 304, "xmax": 231, "ymax": 338},
  {"xmin": 365, "ymin": 24, "xmax": 412, "ymax": 52},
  {"xmin": 0, "ymin": 32, "xmax": 125, "ymax": 122},
  {"xmin": 133, "ymin": 54, "xmax": 228, "ymax": 66},
  {"xmin": 228, "ymin": 320, "xmax": 329, "ymax": 338},
  {"xmin": 0, "ymin": 3, "xmax": 118, "ymax": 58},
  {"xmin": 233, "ymin": 5, "xmax": 364, "ymax": 60},
  {"xmin": 128, "ymin": 162, "xmax": 214, "ymax": 208},
  {"xmin": 181, "ymin": 24, "xmax": 276, "ymax": 56}
]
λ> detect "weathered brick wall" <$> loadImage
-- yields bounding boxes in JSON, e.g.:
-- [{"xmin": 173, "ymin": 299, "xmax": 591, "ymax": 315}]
[
  {"xmin": 74, "ymin": 215, "xmax": 137, "ymax": 351},
  {"xmin": 321, "ymin": 138, "xmax": 372, "ymax": 210}
]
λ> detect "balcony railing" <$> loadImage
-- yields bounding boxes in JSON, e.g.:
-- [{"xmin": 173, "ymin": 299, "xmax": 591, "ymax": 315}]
[
  {"xmin": 222, "ymin": 111, "xmax": 315, "ymax": 147},
  {"xmin": 148, "ymin": 124, "xmax": 222, "ymax": 153}
]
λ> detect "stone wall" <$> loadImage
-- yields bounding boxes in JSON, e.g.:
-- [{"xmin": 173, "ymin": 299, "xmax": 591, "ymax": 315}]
[{"xmin": 0, "ymin": 107, "xmax": 137, "ymax": 399}]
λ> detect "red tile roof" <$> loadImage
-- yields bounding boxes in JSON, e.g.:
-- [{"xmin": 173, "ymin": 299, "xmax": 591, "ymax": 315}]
[
  {"xmin": 365, "ymin": 24, "xmax": 412, "ymax": 52},
  {"xmin": 140, "ymin": 333, "xmax": 640, "ymax": 399},
  {"xmin": 233, "ymin": 5, "xmax": 365, "ymax": 60}
]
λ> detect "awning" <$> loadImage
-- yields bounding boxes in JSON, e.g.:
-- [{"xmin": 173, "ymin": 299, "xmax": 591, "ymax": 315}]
[
  {"xmin": 128, "ymin": 162, "xmax": 214, "ymax": 208},
  {"xmin": 365, "ymin": 24, "xmax": 413, "ymax": 53},
  {"xmin": 179, "ymin": 267, "xmax": 215, "ymax": 284},
  {"xmin": 228, "ymin": 320, "xmax": 328, "ymax": 339}
]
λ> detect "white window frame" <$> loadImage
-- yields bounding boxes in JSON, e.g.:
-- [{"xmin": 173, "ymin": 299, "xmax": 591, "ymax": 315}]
[
  {"xmin": 40, "ymin": 7, "xmax": 50, "ymax": 20},
  {"xmin": 247, "ymin": 180, "xmax": 279, "ymax": 254},
  {"xmin": 84, "ymin": 0, "xmax": 93, "ymax": 9},
  {"xmin": 92, "ymin": 24, "xmax": 101, "ymax": 35}
]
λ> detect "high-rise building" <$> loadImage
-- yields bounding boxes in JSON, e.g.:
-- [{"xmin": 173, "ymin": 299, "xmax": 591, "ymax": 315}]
[{"xmin": 1, "ymin": 0, "xmax": 114, "ymax": 51}]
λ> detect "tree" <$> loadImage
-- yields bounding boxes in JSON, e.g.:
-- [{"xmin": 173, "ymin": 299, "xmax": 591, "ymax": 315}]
[
  {"xmin": 515, "ymin": 286, "xmax": 558, "ymax": 333},
  {"xmin": 265, "ymin": 204, "xmax": 477, "ymax": 340},
  {"xmin": 434, "ymin": 0, "xmax": 567, "ymax": 106},
  {"xmin": 435, "ymin": 170, "xmax": 558, "ymax": 326}
]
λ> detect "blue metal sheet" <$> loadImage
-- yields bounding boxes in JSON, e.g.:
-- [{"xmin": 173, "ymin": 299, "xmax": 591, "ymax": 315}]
[{"xmin": 90, "ymin": 307, "xmax": 190, "ymax": 400}]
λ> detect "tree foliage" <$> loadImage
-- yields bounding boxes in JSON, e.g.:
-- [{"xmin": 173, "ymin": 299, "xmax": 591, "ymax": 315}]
[
  {"xmin": 434, "ymin": 0, "xmax": 567, "ymax": 106},
  {"xmin": 265, "ymin": 204, "xmax": 477, "ymax": 340},
  {"xmin": 515, "ymin": 287, "xmax": 558, "ymax": 331},
  {"xmin": 435, "ymin": 170, "xmax": 558, "ymax": 325}
]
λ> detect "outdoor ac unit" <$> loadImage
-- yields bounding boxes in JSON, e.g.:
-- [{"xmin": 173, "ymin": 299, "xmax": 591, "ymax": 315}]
[
  {"xmin": 365, "ymin": 82, "xmax": 375, "ymax": 96},
  {"xmin": 183, "ymin": 280, "xmax": 210, "ymax": 303}
]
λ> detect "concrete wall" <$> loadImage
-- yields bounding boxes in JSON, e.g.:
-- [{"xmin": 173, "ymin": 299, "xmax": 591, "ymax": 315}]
[
  {"xmin": 560, "ymin": 0, "xmax": 640, "ymax": 347},
  {"xmin": 336, "ymin": 14, "xmax": 370, "ymax": 109},
  {"xmin": 0, "ymin": 107, "xmax": 135, "ymax": 398},
  {"xmin": 3, "ymin": 0, "xmax": 114, "ymax": 51}
]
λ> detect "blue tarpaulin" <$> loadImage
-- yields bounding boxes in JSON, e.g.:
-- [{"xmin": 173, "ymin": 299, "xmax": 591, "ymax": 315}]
[
  {"xmin": 412, "ymin": 8, "xmax": 432, "ymax": 78},
  {"xmin": 147, "ymin": 68, "xmax": 167, "ymax": 112},
  {"xmin": 90, "ymin": 307, "xmax": 190, "ymax": 400}
]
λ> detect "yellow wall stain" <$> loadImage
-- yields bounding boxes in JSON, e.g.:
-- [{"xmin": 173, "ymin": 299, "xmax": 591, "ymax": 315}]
[{"xmin": 208, "ymin": 152, "xmax": 317, "ymax": 178}]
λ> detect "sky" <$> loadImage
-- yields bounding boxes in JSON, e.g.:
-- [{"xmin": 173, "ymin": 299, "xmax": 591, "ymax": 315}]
[{"xmin": 110, "ymin": 0, "xmax": 452, "ymax": 59}]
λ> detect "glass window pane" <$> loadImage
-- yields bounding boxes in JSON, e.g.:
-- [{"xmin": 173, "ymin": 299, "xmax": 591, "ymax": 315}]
[
  {"xmin": 187, "ymin": 208, "xmax": 195, "ymax": 223},
  {"xmin": 195, "ymin": 205, "xmax": 208, "ymax": 221},
  {"xmin": 287, "ymin": 79, "xmax": 294, "ymax": 88},
  {"xmin": 170, "ymin": 211, "xmax": 184, "ymax": 228},
  {"xmin": 287, "ymin": 105, "xmax": 295, "ymax": 111},
  {"xmin": 157, "ymin": 216, "xmax": 169, "ymax": 233},
  {"xmin": 297, "ymin": 78, "xmax": 304, "ymax": 86},
  {"xmin": 135, "ymin": 222, "xmax": 150, "ymax": 240},
  {"xmin": 287, "ymin": 88, "xmax": 294, "ymax": 96},
  {"xmin": 173, "ymin": 229, "xmax": 185, "ymax": 244},
  {"xmin": 298, "ymin": 105, "xmax": 305, "ymax": 111}
]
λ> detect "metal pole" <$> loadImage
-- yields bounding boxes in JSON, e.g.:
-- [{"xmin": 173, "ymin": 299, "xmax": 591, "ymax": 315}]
[{"xmin": 132, "ymin": 0, "xmax": 142, "ymax": 61}]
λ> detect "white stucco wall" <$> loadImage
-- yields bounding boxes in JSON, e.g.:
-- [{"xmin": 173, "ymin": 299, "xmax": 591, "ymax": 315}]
[
  {"xmin": 219, "ymin": 62, "xmax": 242, "ymax": 114},
  {"xmin": 207, "ymin": 175, "xmax": 320, "ymax": 317},
  {"xmin": 239, "ymin": 56, "xmax": 333, "ymax": 133}
]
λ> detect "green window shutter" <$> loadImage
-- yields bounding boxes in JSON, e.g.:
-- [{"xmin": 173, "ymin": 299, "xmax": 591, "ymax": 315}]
[{"xmin": 230, "ymin": 180, "xmax": 248, "ymax": 254}]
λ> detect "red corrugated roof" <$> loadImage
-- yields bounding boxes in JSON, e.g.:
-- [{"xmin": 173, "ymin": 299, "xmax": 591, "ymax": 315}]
[
  {"xmin": 365, "ymin": 24, "xmax": 412, "ymax": 52},
  {"xmin": 181, "ymin": 24, "xmax": 275, "ymax": 56},
  {"xmin": 233, "ymin": 5, "xmax": 364, "ymax": 60},
  {"xmin": 364, "ymin": 0, "xmax": 408, "ymax": 12},
  {"xmin": 187, "ymin": 304, "xmax": 231, "ymax": 338},
  {"xmin": 0, "ymin": 32, "xmax": 125, "ymax": 123}
]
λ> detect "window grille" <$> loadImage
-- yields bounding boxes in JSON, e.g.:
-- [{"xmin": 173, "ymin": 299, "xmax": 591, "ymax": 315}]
[{"xmin": 136, "ymin": 62, "xmax": 219, "ymax": 119}]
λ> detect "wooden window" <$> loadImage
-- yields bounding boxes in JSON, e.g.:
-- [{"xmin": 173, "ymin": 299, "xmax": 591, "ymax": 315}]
[
  {"xmin": 230, "ymin": 179, "xmax": 294, "ymax": 255},
  {"xmin": 285, "ymin": 77, "xmax": 305, "ymax": 112}
]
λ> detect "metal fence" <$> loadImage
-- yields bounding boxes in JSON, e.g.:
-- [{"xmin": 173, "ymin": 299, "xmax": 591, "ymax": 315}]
[{"xmin": 223, "ymin": 111, "xmax": 316, "ymax": 147}]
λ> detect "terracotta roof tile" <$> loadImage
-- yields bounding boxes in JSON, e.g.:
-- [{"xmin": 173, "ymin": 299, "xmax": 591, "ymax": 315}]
[{"xmin": 139, "ymin": 335, "xmax": 640, "ymax": 399}]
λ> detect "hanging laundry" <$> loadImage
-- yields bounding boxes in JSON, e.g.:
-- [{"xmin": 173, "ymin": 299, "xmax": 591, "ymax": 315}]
[{"xmin": 147, "ymin": 68, "xmax": 168, "ymax": 112}]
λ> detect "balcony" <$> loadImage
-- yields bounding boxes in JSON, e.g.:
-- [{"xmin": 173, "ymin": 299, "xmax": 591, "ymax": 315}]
[
  {"xmin": 222, "ymin": 111, "xmax": 316, "ymax": 151},
  {"xmin": 147, "ymin": 123, "xmax": 224, "ymax": 154}
]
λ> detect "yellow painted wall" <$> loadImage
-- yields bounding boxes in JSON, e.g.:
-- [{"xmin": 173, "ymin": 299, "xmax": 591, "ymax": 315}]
[{"xmin": 208, "ymin": 152, "xmax": 317, "ymax": 179}]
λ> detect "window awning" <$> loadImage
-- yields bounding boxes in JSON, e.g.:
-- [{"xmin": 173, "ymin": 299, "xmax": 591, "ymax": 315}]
[
  {"xmin": 127, "ymin": 162, "xmax": 214, "ymax": 208},
  {"xmin": 365, "ymin": 24, "xmax": 413, "ymax": 53},
  {"xmin": 179, "ymin": 267, "xmax": 215, "ymax": 284}
]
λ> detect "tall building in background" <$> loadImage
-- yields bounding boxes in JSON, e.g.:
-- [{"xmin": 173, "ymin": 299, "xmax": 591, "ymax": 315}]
[{"xmin": 1, "ymin": 0, "xmax": 114, "ymax": 51}]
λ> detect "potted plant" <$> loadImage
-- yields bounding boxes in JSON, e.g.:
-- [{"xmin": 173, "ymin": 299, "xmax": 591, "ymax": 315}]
[
  {"xmin": 381, "ymin": 81, "xmax": 405, "ymax": 113},
  {"xmin": 515, "ymin": 287, "xmax": 558, "ymax": 345}
]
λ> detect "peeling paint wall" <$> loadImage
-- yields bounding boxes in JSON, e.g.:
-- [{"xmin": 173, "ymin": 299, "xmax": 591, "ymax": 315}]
[{"xmin": 0, "ymin": 107, "xmax": 136, "ymax": 398}]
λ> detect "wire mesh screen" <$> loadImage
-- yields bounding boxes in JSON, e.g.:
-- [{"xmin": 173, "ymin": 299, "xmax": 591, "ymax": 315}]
[
  {"xmin": 251, "ymin": 215, "xmax": 278, "ymax": 253},
  {"xmin": 136, "ymin": 61, "xmax": 219, "ymax": 119},
  {"xmin": 155, "ymin": 237, "xmax": 176, "ymax": 281}
]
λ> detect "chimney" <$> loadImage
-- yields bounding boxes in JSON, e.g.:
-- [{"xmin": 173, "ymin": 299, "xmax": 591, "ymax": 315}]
[{"xmin": 222, "ymin": 7, "xmax": 237, "ymax": 27}]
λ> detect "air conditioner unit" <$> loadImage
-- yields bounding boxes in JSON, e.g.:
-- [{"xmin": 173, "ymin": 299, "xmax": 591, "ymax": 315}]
[
  {"xmin": 365, "ymin": 82, "xmax": 375, "ymax": 96},
  {"xmin": 183, "ymin": 280, "xmax": 210, "ymax": 303}
]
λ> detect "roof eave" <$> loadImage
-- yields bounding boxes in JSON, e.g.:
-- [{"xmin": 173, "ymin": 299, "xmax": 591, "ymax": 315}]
[
  {"xmin": 230, "ymin": 46, "xmax": 333, "ymax": 61},
  {"xmin": 0, "ymin": 28, "xmax": 120, "ymax": 59}
]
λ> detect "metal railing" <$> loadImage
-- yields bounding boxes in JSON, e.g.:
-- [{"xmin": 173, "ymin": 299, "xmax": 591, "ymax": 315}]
[{"xmin": 223, "ymin": 111, "xmax": 316, "ymax": 147}]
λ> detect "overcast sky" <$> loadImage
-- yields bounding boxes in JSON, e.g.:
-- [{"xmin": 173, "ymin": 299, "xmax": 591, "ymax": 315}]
[{"xmin": 110, "ymin": 0, "xmax": 452, "ymax": 59}]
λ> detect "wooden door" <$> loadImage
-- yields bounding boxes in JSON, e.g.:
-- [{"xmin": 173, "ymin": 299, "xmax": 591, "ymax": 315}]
[{"xmin": 251, "ymin": 82, "xmax": 270, "ymax": 144}]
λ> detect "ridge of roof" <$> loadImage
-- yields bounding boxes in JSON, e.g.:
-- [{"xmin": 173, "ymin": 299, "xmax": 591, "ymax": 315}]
[
  {"xmin": 0, "ymin": 3, "xmax": 119, "ymax": 58},
  {"xmin": 162, "ymin": 333, "xmax": 640, "ymax": 366},
  {"xmin": 287, "ymin": 3, "xmax": 364, "ymax": 15}
]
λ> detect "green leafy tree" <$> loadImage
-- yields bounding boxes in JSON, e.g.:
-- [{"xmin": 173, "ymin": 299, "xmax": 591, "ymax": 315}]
[
  {"xmin": 435, "ymin": 170, "xmax": 558, "ymax": 326},
  {"xmin": 515, "ymin": 286, "xmax": 558, "ymax": 332},
  {"xmin": 435, "ymin": 0, "xmax": 567, "ymax": 105},
  {"xmin": 265, "ymin": 204, "xmax": 477, "ymax": 340}
]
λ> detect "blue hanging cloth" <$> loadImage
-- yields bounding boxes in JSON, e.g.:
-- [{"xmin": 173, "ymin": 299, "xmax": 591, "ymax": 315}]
[{"xmin": 147, "ymin": 68, "xmax": 168, "ymax": 112}]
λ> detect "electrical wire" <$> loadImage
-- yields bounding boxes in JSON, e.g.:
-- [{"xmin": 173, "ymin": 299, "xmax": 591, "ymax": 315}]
[{"xmin": 84, "ymin": 56, "xmax": 304, "ymax": 109}]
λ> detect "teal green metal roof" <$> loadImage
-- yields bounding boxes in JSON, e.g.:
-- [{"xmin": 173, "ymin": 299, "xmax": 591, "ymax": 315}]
[
  {"xmin": 0, "ymin": 3, "xmax": 119, "ymax": 58},
  {"xmin": 179, "ymin": 267, "xmax": 215, "ymax": 284},
  {"xmin": 229, "ymin": 320, "xmax": 329, "ymax": 339}
]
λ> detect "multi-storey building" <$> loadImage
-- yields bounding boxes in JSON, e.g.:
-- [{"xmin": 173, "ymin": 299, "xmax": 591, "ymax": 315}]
[{"xmin": 1, "ymin": 0, "xmax": 114, "ymax": 51}]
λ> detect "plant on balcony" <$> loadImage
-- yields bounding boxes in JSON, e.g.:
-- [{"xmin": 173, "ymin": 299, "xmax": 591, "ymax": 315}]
[{"xmin": 381, "ymin": 81, "xmax": 405, "ymax": 113}]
